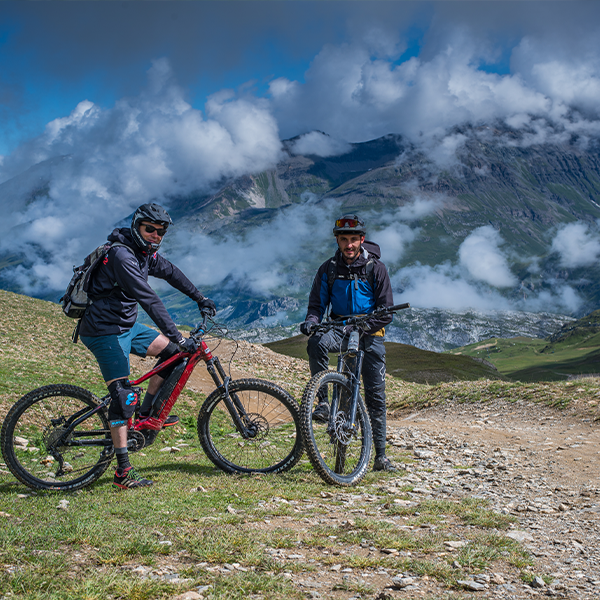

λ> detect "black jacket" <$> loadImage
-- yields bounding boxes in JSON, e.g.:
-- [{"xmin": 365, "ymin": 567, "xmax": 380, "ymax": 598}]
[
  {"xmin": 79, "ymin": 228, "xmax": 203, "ymax": 343},
  {"xmin": 305, "ymin": 240, "xmax": 394, "ymax": 335}
]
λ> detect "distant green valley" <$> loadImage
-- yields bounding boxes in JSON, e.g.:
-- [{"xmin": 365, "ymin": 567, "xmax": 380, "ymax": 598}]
[{"xmin": 448, "ymin": 310, "xmax": 600, "ymax": 382}]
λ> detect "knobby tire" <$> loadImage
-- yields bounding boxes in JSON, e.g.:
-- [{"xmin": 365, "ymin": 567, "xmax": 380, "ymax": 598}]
[
  {"xmin": 197, "ymin": 378, "xmax": 303, "ymax": 474},
  {"xmin": 1, "ymin": 385, "xmax": 113, "ymax": 491},
  {"xmin": 300, "ymin": 371, "xmax": 372, "ymax": 486}
]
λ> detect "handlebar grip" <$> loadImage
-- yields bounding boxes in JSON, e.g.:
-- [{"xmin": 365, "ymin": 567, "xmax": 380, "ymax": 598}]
[{"xmin": 389, "ymin": 302, "xmax": 410, "ymax": 311}]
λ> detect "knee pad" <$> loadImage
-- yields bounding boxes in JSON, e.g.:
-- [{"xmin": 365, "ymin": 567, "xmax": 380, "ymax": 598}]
[
  {"xmin": 107, "ymin": 379, "xmax": 140, "ymax": 426},
  {"xmin": 154, "ymin": 341, "xmax": 180, "ymax": 380}
]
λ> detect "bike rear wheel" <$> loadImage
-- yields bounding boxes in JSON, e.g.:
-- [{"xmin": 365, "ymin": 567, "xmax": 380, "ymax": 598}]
[
  {"xmin": 1, "ymin": 385, "xmax": 114, "ymax": 491},
  {"xmin": 197, "ymin": 378, "xmax": 303, "ymax": 474},
  {"xmin": 300, "ymin": 371, "xmax": 372, "ymax": 486}
]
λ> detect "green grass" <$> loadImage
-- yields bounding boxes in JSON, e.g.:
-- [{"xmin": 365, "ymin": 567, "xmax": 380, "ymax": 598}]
[
  {"xmin": 265, "ymin": 335, "xmax": 504, "ymax": 384},
  {"xmin": 0, "ymin": 289, "xmax": 578, "ymax": 598},
  {"xmin": 448, "ymin": 310, "xmax": 600, "ymax": 381}
]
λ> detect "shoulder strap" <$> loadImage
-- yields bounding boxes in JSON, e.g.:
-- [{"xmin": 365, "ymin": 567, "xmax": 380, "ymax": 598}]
[
  {"xmin": 366, "ymin": 259, "xmax": 375, "ymax": 291},
  {"xmin": 83, "ymin": 241, "xmax": 131, "ymax": 295},
  {"xmin": 110, "ymin": 242, "xmax": 130, "ymax": 250},
  {"xmin": 327, "ymin": 258, "xmax": 337, "ymax": 294}
]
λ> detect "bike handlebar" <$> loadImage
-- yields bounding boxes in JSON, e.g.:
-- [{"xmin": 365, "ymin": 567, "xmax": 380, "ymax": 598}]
[
  {"xmin": 310, "ymin": 302, "xmax": 410, "ymax": 334},
  {"xmin": 387, "ymin": 302, "xmax": 410, "ymax": 312},
  {"xmin": 342, "ymin": 302, "xmax": 410, "ymax": 323},
  {"xmin": 190, "ymin": 310, "xmax": 213, "ymax": 339}
]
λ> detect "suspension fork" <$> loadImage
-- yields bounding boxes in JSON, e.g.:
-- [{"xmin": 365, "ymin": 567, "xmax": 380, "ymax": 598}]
[
  {"xmin": 328, "ymin": 353, "xmax": 346, "ymax": 430},
  {"xmin": 205, "ymin": 357, "xmax": 257, "ymax": 438},
  {"xmin": 341, "ymin": 350, "xmax": 364, "ymax": 432}
]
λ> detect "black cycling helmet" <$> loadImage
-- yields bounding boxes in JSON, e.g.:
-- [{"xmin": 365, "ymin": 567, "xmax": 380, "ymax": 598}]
[
  {"xmin": 131, "ymin": 203, "xmax": 173, "ymax": 252},
  {"xmin": 333, "ymin": 214, "xmax": 366, "ymax": 236}
]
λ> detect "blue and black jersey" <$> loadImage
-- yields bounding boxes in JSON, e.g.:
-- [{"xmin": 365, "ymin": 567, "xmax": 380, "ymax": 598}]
[{"xmin": 305, "ymin": 240, "xmax": 394, "ymax": 335}]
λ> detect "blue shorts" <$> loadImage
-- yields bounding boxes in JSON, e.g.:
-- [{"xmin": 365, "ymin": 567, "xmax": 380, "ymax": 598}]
[{"xmin": 81, "ymin": 322, "xmax": 160, "ymax": 382}]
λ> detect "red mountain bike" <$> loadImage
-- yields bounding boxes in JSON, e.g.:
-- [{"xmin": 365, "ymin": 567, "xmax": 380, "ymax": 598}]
[{"xmin": 1, "ymin": 314, "xmax": 303, "ymax": 491}]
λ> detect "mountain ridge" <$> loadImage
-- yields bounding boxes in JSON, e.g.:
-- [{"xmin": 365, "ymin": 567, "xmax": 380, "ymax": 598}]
[{"xmin": 2, "ymin": 126, "xmax": 600, "ymax": 350}]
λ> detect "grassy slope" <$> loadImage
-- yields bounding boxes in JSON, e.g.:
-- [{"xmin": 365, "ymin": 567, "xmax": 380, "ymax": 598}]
[
  {"xmin": 0, "ymin": 290, "xmax": 108, "ymax": 417},
  {"xmin": 1, "ymin": 290, "xmax": 600, "ymax": 599},
  {"xmin": 448, "ymin": 310, "xmax": 600, "ymax": 382},
  {"xmin": 265, "ymin": 334, "xmax": 505, "ymax": 384}
]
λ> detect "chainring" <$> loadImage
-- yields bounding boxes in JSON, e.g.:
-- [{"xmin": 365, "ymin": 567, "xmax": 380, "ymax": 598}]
[{"xmin": 127, "ymin": 430, "xmax": 147, "ymax": 452}]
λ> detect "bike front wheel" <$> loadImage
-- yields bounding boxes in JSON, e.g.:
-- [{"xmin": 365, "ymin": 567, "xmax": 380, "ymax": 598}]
[
  {"xmin": 197, "ymin": 378, "xmax": 303, "ymax": 474},
  {"xmin": 1, "ymin": 385, "xmax": 114, "ymax": 491},
  {"xmin": 300, "ymin": 371, "xmax": 372, "ymax": 486}
]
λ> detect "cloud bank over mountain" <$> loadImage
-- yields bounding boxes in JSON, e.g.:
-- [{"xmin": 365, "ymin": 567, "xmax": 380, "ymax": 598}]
[
  {"xmin": 551, "ymin": 221, "xmax": 600, "ymax": 269},
  {"xmin": 1, "ymin": 2, "xmax": 600, "ymax": 318},
  {"xmin": 269, "ymin": 17, "xmax": 600, "ymax": 153}
]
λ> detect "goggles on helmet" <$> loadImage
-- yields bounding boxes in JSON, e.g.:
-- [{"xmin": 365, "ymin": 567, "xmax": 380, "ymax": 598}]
[
  {"xmin": 333, "ymin": 214, "xmax": 366, "ymax": 235},
  {"xmin": 335, "ymin": 218, "xmax": 361, "ymax": 229}
]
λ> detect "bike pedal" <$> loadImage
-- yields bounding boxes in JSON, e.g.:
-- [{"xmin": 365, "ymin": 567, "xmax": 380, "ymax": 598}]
[{"xmin": 161, "ymin": 415, "xmax": 180, "ymax": 428}]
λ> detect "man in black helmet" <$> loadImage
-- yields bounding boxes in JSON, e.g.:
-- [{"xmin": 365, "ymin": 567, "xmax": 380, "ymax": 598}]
[
  {"xmin": 300, "ymin": 215, "xmax": 397, "ymax": 472},
  {"xmin": 80, "ymin": 202, "xmax": 216, "ymax": 489}
]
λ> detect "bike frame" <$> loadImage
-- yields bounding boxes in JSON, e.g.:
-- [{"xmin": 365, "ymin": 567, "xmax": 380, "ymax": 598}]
[
  {"xmin": 130, "ymin": 340, "xmax": 211, "ymax": 432},
  {"xmin": 130, "ymin": 330, "xmax": 259, "ymax": 439},
  {"xmin": 51, "ymin": 319, "xmax": 261, "ymax": 455}
]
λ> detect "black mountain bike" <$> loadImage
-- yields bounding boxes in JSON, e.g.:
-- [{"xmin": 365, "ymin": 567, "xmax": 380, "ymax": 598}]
[
  {"xmin": 1, "ymin": 314, "xmax": 304, "ymax": 491},
  {"xmin": 300, "ymin": 303, "xmax": 410, "ymax": 486}
]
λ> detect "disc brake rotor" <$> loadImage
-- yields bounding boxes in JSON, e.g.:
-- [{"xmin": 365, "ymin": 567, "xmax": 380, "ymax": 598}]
[
  {"xmin": 333, "ymin": 411, "xmax": 353, "ymax": 445},
  {"xmin": 242, "ymin": 413, "xmax": 269, "ymax": 441}
]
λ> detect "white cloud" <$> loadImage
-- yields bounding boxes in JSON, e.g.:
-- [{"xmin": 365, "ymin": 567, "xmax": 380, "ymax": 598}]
[
  {"xmin": 0, "ymin": 59, "xmax": 284, "ymax": 295},
  {"xmin": 3, "ymin": 16, "xmax": 600, "ymax": 314},
  {"xmin": 459, "ymin": 226, "xmax": 517, "ymax": 288},
  {"xmin": 363, "ymin": 198, "xmax": 444, "ymax": 264},
  {"xmin": 166, "ymin": 196, "xmax": 343, "ymax": 297},
  {"xmin": 288, "ymin": 131, "xmax": 351, "ymax": 157},
  {"xmin": 391, "ymin": 261, "xmax": 583, "ymax": 315},
  {"xmin": 551, "ymin": 221, "xmax": 600, "ymax": 268},
  {"xmin": 268, "ymin": 24, "xmax": 600, "ymax": 165},
  {"xmin": 396, "ymin": 195, "xmax": 443, "ymax": 221},
  {"xmin": 375, "ymin": 223, "xmax": 417, "ymax": 265}
]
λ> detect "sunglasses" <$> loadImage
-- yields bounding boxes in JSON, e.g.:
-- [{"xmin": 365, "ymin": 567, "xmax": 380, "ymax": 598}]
[
  {"xmin": 143, "ymin": 224, "xmax": 168, "ymax": 237},
  {"xmin": 335, "ymin": 218, "xmax": 363, "ymax": 228}
]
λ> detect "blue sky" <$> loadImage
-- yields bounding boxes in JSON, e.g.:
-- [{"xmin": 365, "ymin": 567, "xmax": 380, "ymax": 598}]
[
  {"xmin": 3, "ymin": 0, "xmax": 587, "ymax": 157},
  {"xmin": 2, "ymin": 1, "xmax": 600, "ymax": 317}
]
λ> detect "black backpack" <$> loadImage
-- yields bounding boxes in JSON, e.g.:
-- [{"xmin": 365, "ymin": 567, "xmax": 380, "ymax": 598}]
[{"xmin": 61, "ymin": 242, "xmax": 127, "ymax": 321}]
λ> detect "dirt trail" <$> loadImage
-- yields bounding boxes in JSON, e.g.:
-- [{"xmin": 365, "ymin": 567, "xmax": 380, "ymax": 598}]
[
  {"xmin": 129, "ymin": 342, "xmax": 600, "ymax": 597},
  {"xmin": 391, "ymin": 398, "xmax": 600, "ymax": 488}
]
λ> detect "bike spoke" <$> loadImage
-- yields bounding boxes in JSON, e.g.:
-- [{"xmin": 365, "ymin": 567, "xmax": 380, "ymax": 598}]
[
  {"xmin": 198, "ymin": 379, "xmax": 303, "ymax": 474},
  {"xmin": 2, "ymin": 385, "xmax": 113, "ymax": 491},
  {"xmin": 300, "ymin": 371, "xmax": 372, "ymax": 486}
]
